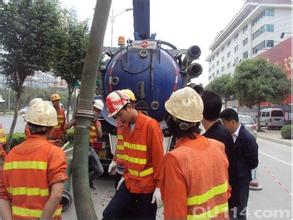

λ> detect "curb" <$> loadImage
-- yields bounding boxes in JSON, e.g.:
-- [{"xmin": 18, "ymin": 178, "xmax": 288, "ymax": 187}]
[{"xmin": 258, "ymin": 136, "xmax": 292, "ymax": 147}]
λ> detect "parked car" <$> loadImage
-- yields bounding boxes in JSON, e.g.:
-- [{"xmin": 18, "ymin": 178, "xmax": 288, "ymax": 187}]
[
  {"xmin": 259, "ymin": 107, "xmax": 285, "ymax": 130},
  {"xmin": 239, "ymin": 114, "xmax": 257, "ymax": 139}
]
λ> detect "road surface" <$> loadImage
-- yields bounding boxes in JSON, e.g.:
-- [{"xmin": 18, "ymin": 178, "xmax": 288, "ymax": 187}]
[
  {"xmin": 0, "ymin": 115, "xmax": 291, "ymax": 219},
  {"xmin": 62, "ymin": 137, "xmax": 292, "ymax": 220}
]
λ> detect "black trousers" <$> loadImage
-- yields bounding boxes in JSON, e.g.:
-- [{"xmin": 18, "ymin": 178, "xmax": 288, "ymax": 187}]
[
  {"xmin": 103, "ymin": 182, "xmax": 157, "ymax": 220},
  {"xmin": 229, "ymin": 184, "xmax": 249, "ymax": 220}
]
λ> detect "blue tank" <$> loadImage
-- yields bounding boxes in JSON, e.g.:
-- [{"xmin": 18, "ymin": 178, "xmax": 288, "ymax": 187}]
[{"xmin": 101, "ymin": 0, "xmax": 202, "ymax": 122}]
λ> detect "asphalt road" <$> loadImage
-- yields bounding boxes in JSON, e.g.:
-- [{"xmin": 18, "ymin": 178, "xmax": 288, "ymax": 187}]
[
  {"xmin": 62, "ymin": 137, "xmax": 292, "ymax": 220},
  {"xmin": 0, "ymin": 114, "xmax": 26, "ymax": 133},
  {"xmin": 0, "ymin": 115, "xmax": 291, "ymax": 219}
]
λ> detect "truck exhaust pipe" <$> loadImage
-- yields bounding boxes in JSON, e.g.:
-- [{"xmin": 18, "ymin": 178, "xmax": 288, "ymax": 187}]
[
  {"xmin": 182, "ymin": 45, "xmax": 201, "ymax": 69},
  {"xmin": 187, "ymin": 62, "xmax": 202, "ymax": 78}
]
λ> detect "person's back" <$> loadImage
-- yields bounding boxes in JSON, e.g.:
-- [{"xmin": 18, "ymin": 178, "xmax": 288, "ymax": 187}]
[
  {"xmin": 160, "ymin": 87, "xmax": 230, "ymax": 220},
  {"xmin": 162, "ymin": 136, "xmax": 229, "ymax": 219},
  {"xmin": 1, "ymin": 101, "xmax": 67, "ymax": 220},
  {"xmin": 3, "ymin": 135, "xmax": 66, "ymax": 219}
]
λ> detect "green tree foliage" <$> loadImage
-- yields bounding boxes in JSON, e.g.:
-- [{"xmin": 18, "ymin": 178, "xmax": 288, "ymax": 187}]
[
  {"xmin": 205, "ymin": 74, "xmax": 235, "ymax": 108},
  {"xmin": 0, "ymin": 0, "xmax": 66, "ymax": 149},
  {"xmin": 53, "ymin": 12, "xmax": 89, "ymax": 120},
  {"xmin": 234, "ymin": 58, "xmax": 290, "ymax": 130}
]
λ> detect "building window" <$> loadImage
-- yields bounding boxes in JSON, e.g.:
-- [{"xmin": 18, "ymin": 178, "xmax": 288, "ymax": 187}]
[
  {"xmin": 243, "ymin": 51, "xmax": 248, "ymax": 59},
  {"xmin": 234, "ymin": 33, "xmax": 239, "ymax": 40},
  {"xmin": 252, "ymin": 25, "xmax": 265, "ymax": 40},
  {"xmin": 233, "ymin": 57, "xmax": 239, "ymax": 66},
  {"xmin": 242, "ymin": 25, "xmax": 248, "ymax": 33},
  {"xmin": 209, "ymin": 75, "xmax": 212, "ymax": 80},
  {"xmin": 221, "ymin": 46, "xmax": 225, "ymax": 52},
  {"xmin": 253, "ymin": 41, "xmax": 265, "ymax": 54},
  {"xmin": 266, "ymin": 40, "xmax": 274, "ymax": 47},
  {"xmin": 216, "ymin": 61, "xmax": 219, "ymax": 66},
  {"xmin": 234, "ymin": 45, "xmax": 238, "ymax": 53},
  {"xmin": 227, "ymin": 51, "xmax": 231, "ymax": 58},
  {"xmin": 266, "ymin": 24, "xmax": 274, "ymax": 32},
  {"xmin": 243, "ymin": 38, "xmax": 248, "ymax": 46},
  {"xmin": 227, "ymin": 62, "xmax": 231, "ymax": 68},
  {"xmin": 221, "ymin": 56, "xmax": 224, "ymax": 62},
  {"xmin": 216, "ymin": 70, "xmax": 219, "ymax": 75},
  {"xmin": 265, "ymin": 9, "xmax": 274, "ymax": 16},
  {"xmin": 212, "ymin": 64, "xmax": 215, "ymax": 69},
  {"xmin": 227, "ymin": 40, "xmax": 231, "ymax": 47},
  {"xmin": 221, "ymin": 66, "xmax": 225, "ymax": 72}
]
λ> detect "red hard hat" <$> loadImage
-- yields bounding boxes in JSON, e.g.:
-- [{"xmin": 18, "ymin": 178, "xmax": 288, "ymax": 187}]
[{"xmin": 106, "ymin": 90, "xmax": 130, "ymax": 117}]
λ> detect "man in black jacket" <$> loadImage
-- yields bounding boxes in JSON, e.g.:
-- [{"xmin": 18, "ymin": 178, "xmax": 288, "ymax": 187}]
[
  {"xmin": 201, "ymin": 91, "xmax": 237, "ymax": 210},
  {"xmin": 220, "ymin": 108, "xmax": 259, "ymax": 220}
]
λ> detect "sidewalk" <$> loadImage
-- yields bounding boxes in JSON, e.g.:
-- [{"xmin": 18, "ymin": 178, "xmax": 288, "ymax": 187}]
[{"xmin": 257, "ymin": 129, "xmax": 292, "ymax": 146}]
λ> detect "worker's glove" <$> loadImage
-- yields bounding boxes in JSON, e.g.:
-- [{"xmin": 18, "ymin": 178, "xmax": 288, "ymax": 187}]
[
  {"xmin": 108, "ymin": 160, "xmax": 117, "ymax": 175},
  {"xmin": 116, "ymin": 177, "xmax": 124, "ymax": 191},
  {"xmin": 151, "ymin": 188, "xmax": 163, "ymax": 208}
]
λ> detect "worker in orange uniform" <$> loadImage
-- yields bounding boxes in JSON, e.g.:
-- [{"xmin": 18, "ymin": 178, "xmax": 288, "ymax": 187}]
[
  {"xmin": 103, "ymin": 90, "xmax": 164, "ymax": 220},
  {"xmin": 0, "ymin": 123, "xmax": 12, "ymax": 220},
  {"xmin": 24, "ymin": 97, "xmax": 43, "ymax": 137},
  {"xmin": 49, "ymin": 93, "xmax": 66, "ymax": 146},
  {"xmin": 108, "ymin": 89, "xmax": 137, "ymax": 189},
  {"xmin": 160, "ymin": 87, "xmax": 230, "ymax": 220},
  {"xmin": 1, "ymin": 101, "xmax": 68, "ymax": 219}
]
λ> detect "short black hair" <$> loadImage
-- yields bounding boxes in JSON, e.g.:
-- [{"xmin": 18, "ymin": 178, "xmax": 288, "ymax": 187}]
[
  {"xmin": 28, "ymin": 122, "xmax": 51, "ymax": 135},
  {"xmin": 219, "ymin": 108, "xmax": 239, "ymax": 122},
  {"xmin": 201, "ymin": 91, "xmax": 222, "ymax": 121},
  {"xmin": 188, "ymin": 83, "xmax": 204, "ymax": 96}
]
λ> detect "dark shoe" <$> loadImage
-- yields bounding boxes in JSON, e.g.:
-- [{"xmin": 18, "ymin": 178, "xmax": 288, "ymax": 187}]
[{"xmin": 89, "ymin": 180, "xmax": 96, "ymax": 189}]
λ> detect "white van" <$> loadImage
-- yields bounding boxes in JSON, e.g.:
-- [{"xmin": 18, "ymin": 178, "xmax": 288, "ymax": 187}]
[{"xmin": 259, "ymin": 108, "xmax": 285, "ymax": 129}]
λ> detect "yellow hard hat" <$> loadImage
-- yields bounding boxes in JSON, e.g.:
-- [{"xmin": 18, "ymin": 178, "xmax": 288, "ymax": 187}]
[
  {"xmin": 50, "ymin": 93, "xmax": 61, "ymax": 101},
  {"xmin": 25, "ymin": 101, "xmax": 58, "ymax": 127},
  {"xmin": 29, "ymin": 98, "xmax": 43, "ymax": 107},
  {"xmin": 165, "ymin": 87, "xmax": 203, "ymax": 123},
  {"xmin": 121, "ymin": 89, "xmax": 136, "ymax": 102}
]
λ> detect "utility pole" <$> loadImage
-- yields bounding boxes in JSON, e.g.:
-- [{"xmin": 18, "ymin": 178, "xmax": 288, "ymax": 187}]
[{"xmin": 71, "ymin": 0, "xmax": 111, "ymax": 219}]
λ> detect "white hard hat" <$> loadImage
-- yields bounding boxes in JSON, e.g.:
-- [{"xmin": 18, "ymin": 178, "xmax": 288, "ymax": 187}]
[
  {"xmin": 25, "ymin": 101, "xmax": 58, "ymax": 127},
  {"xmin": 106, "ymin": 90, "xmax": 130, "ymax": 117},
  {"xmin": 29, "ymin": 98, "xmax": 43, "ymax": 107},
  {"xmin": 93, "ymin": 99, "xmax": 104, "ymax": 110},
  {"xmin": 165, "ymin": 87, "xmax": 203, "ymax": 123}
]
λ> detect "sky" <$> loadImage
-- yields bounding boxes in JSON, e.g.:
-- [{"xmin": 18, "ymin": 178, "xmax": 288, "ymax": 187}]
[{"xmin": 60, "ymin": 0, "xmax": 246, "ymax": 86}]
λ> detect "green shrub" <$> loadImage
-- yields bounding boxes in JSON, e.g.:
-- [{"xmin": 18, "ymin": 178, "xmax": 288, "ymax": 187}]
[
  {"xmin": 64, "ymin": 129, "xmax": 75, "ymax": 143},
  {"xmin": 281, "ymin": 125, "xmax": 292, "ymax": 139},
  {"xmin": 10, "ymin": 133, "xmax": 26, "ymax": 149}
]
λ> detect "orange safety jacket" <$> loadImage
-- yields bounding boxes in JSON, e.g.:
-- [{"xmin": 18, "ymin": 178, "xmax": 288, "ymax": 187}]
[
  {"xmin": 0, "ymin": 144, "xmax": 7, "ymax": 199},
  {"xmin": 122, "ymin": 112, "xmax": 164, "ymax": 194},
  {"xmin": 160, "ymin": 136, "xmax": 230, "ymax": 220},
  {"xmin": 2, "ymin": 135, "xmax": 68, "ymax": 219},
  {"xmin": 49, "ymin": 107, "xmax": 66, "ymax": 140},
  {"xmin": 89, "ymin": 120, "xmax": 101, "ymax": 146}
]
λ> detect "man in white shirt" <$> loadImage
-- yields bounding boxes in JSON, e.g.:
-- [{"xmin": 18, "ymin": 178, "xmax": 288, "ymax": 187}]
[{"xmin": 220, "ymin": 108, "xmax": 259, "ymax": 220}]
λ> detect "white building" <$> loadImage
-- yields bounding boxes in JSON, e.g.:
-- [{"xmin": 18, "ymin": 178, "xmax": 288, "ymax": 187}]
[{"xmin": 206, "ymin": 0, "xmax": 291, "ymax": 81}]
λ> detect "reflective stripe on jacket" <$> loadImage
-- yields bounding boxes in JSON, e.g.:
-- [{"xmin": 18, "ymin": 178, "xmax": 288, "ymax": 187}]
[
  {"xmin": 89, "ymin": 120, "xmax": 100, "ymax": 145},
  {"xmin": 2, "ymin": 135, "xmax": 68, "ymax": 219},
  {"xmin": 160, "ymin": 136, "xmax": 230, "ymax": 220},
  {"xmin": 123, "ymin": 112, "xmax": 164, "ymax": 193},
  {"xmin": 49, "ymin": 107, "xmax": 65, "ymax": 140}
]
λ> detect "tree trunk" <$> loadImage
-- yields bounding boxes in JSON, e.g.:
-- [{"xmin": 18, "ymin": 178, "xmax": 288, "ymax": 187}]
[
  {"xmin": 6, "ymin": 89, "xmax": 21, "ymax": 151},
  {"xmin": 72, "ymin": 0, "xmax": 111, "ymax": 219},
  {"xmin": 67, "ymin": 86, "xmax": 73, "ymax": 121},
  {"xmin": 257, "ymin": 102, "xmax": 262, "ymax": 132}
]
